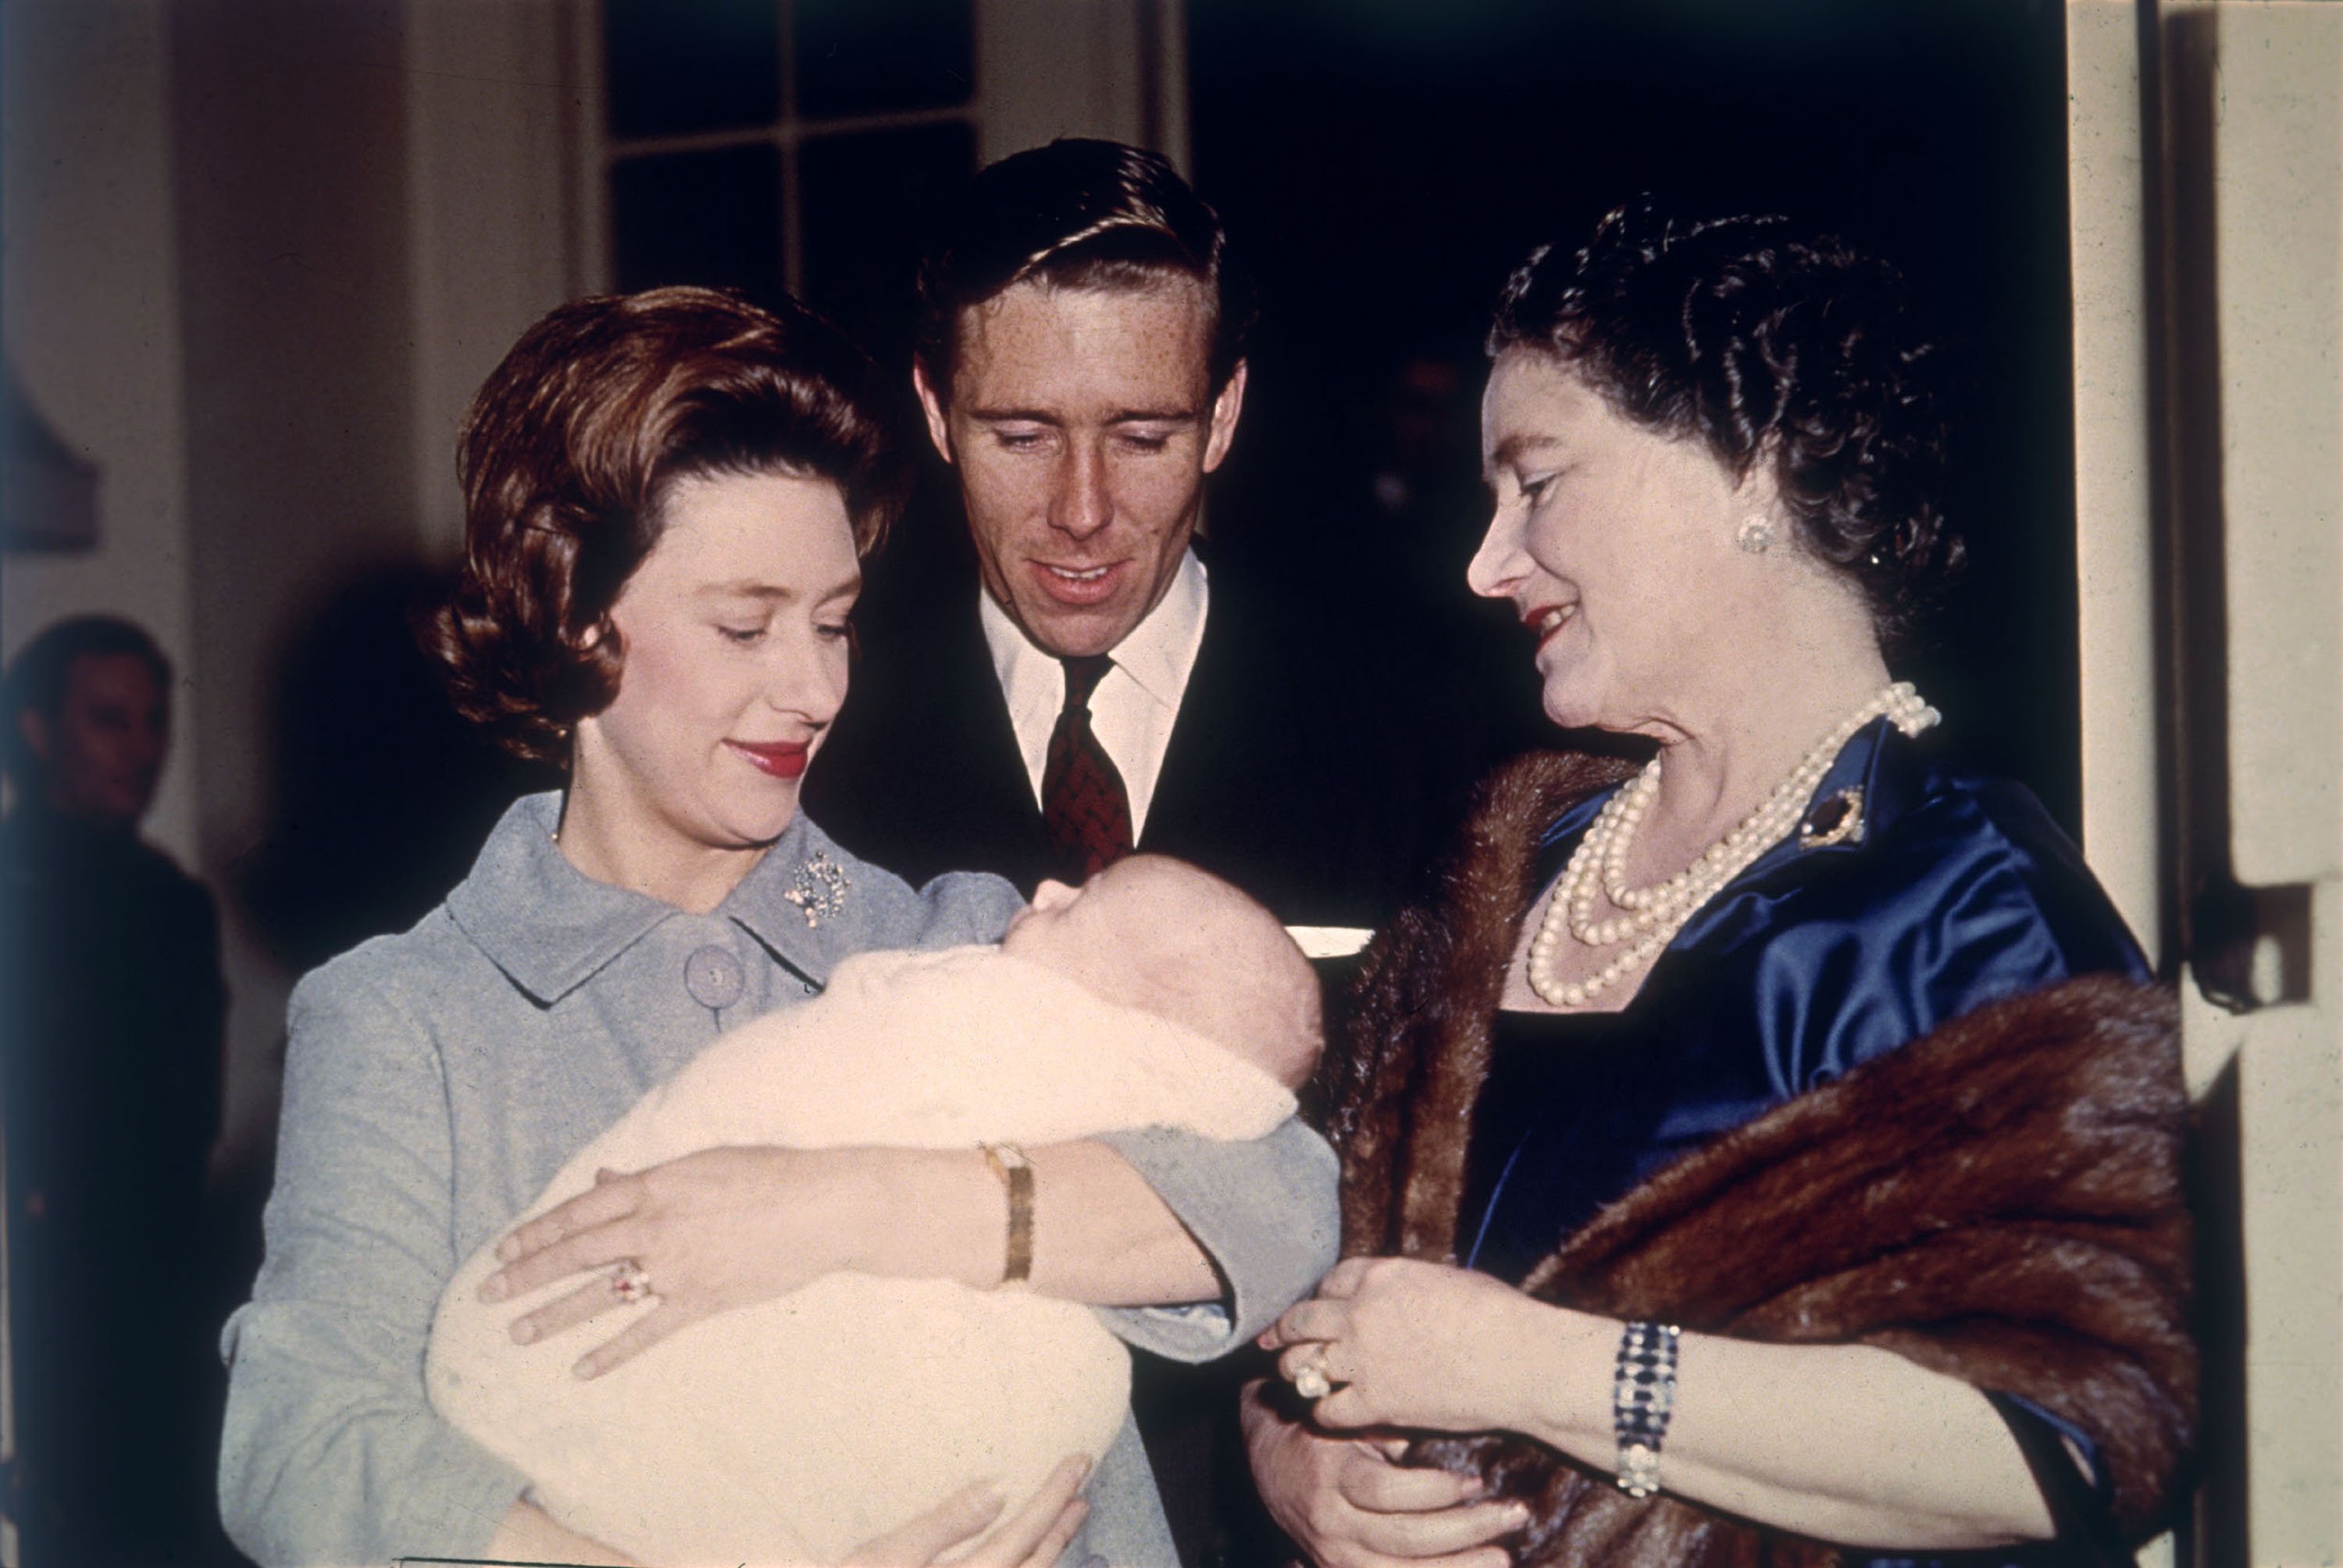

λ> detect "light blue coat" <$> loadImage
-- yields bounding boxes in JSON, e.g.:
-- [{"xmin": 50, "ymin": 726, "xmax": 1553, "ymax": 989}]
[{"xmin": 219, "ymin": 792, "xmax": 1338, "ymax": 1566}]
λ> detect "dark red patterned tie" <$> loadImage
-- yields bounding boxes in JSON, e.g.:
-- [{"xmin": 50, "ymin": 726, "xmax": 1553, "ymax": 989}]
[{"xmin": 1041, "ymin": 654, "xmax": 1134, "ymax": 881}]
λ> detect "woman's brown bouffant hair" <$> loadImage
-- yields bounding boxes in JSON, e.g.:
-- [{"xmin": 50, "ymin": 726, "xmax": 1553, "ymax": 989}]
[
  {"xmin": 432, "ymin": 286, "xmax": 905, "ymax": 764},
  {"xmin": 1489, "ymin": 198, "xmax": 1962, "ymax": 651}
]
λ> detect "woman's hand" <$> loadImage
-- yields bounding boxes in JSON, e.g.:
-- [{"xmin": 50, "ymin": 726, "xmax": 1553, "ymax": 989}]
[
  {"xmin": 1264, "ymin": 1256, "xmax": 1592, "ymax": 1436},
  {"xmin": 1275, "ymin": 1263, "xmax": 2064, "ymax": 1551},
  {"xmin": 480, "ymin": 1146, "xmax": 877, "ymax": 1377},
  {"xmin": 845, "ymin": 1456, "xmax": 1093, "ymax": 1568},
  {"xmin": 1240, "ymin": 1379, "xmax": 1525, "ymax": 1568},
  {"xmin": 478, "ymin": 1135, "xmax": 1233, "ymax": 1377}
]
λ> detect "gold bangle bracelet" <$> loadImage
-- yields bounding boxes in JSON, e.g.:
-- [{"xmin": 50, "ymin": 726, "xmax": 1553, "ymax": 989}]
[{"xmin": 979, "ymin": 1142, "xmax": 1034, "ymax": 1285}]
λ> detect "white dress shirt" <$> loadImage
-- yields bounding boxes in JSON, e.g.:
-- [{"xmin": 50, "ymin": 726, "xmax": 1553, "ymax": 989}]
[{"xmin": 979, "ymin": 549, "xmax": 1210, "ymax": 840}]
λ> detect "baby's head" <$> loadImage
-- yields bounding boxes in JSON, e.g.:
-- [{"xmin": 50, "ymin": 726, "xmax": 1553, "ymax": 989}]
[{"xmin": 1000, "ymin": 856, "xmax": 1324, "ymax": 1089}]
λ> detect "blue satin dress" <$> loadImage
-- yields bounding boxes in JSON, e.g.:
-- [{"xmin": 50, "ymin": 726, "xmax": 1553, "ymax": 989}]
[{"xmin": 1459, "ymin": 718, "xmax": 2149, "ymax": 1566}]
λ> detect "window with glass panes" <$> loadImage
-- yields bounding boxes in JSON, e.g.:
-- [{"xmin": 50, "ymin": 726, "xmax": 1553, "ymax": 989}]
[{"xmin": 597, "ymin": 0, "xmax": 977, "ymax": 366}]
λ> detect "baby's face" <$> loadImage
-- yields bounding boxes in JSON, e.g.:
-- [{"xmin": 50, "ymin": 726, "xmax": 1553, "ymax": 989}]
[
  {"xmin": 1003, "ymin": 855, "xmax": 1323, "ymax": 1089},
  {"xmin": 999, "ymin": 861, "xmax": 1201, "ymax": 1006}
]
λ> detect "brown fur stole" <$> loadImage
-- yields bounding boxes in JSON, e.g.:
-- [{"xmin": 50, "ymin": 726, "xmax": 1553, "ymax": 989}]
[{"xmin": 1315, "ymin": 752, "xmax": 2195, "ymax": 1566}]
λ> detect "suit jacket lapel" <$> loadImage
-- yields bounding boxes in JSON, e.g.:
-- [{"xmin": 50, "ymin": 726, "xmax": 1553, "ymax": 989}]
[
  {"xmin": 928, "ymin": 593, "xmax": 1054, "ymax": 885},
  {"xmin": 1145, "ymin": 566, "xmax": 1254, "ymax": 852}
]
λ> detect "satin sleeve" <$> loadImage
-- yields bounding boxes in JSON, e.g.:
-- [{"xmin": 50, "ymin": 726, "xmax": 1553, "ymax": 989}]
[{"xmin": 1729, "ymin": 781, "xmax": 2149, "ymax": 1098}]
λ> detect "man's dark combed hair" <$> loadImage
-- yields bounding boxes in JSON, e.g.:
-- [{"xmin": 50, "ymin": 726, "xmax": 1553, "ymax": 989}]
[
  {"xmin": 1490, "ymin": 198, "xmax": 1962, "ymax": 648},
  {"xmin": 431, "ymin": 285, "xmax": 904, "ymax": 765},
  {"xmin": 2, "ymin": 615, "xmax": 172, "ymax": 787},
  {"xmin": 915, "ymin": 138, "xmax": 1253, "ymax": 394}
]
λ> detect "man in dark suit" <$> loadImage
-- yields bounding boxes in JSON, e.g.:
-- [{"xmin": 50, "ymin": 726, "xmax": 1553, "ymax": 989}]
[
  {"xmin": 2, "ymin": 615, "xmax": 236, "ymax": 1567},
  {"xmin": 807, "ymin": 138, "xmax": 1482, "ymax": 939},
  {"xmin": 804, "ymin": 139, "xmax": 1507, "ymax": 1568}
]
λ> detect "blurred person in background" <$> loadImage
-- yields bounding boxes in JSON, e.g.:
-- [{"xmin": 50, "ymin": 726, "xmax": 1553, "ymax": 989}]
[{"xmin": 2, "ymin": 613, "xmax": 234, "ymax": 1566}]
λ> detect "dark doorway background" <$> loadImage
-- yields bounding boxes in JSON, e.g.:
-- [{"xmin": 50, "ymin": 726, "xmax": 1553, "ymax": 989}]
[{"xmin": 1185, "ymin": 0, "xmax": 2081, "ymax": 829}]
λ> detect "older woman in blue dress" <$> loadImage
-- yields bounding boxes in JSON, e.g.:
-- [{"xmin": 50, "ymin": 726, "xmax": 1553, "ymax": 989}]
[
  {"xmin": 218, "ymin": 287, "xmax": 1336, "ymax": 1567},
  {"xmin": 1245, "ymin": 202, "xmax": 2191, "ymax": 1568}
]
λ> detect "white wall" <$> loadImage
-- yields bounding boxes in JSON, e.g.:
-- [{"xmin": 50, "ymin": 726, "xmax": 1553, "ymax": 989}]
[
  {"xmin": 2, "ymin": 0, "xmax": 200, "ymax": 864},
  {"xmin": 2071, "ymin": 3, "xmax": 2343, "ymax": 1560},
  {"xmin": 4, "ymin": 0, "xmax": 580, "ymax": 1170},
  {"xmin": 161, "ymin": 0, "xmax": 424, "ymax": 1169},
  {"xmin": 974, "ymin": 0, "xmax": 1189, "ymax": 169},
  {"xmin": 402, "ymin": 0, "xmax": 585, "ymax": 558}
]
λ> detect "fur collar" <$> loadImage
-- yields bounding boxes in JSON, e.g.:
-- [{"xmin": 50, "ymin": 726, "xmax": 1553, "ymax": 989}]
[{"xmin": 1318, "ymin": 752, "xmax": 2195, "ymax": 1565}]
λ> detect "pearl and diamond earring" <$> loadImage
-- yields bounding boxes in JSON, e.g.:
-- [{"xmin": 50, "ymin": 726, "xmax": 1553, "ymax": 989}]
[{"xmin": 1735, "ymin": 515, "xmax": 1775, "ymax": 554}]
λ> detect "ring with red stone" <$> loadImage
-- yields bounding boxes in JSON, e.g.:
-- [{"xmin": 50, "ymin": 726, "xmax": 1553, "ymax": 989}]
[{"xmin": 609, "ymin": 1259, "xmax": 656, "ymax": 1305}]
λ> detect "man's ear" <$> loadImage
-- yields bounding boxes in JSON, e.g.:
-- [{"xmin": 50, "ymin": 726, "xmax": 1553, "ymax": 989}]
[
  {"xmin": 15, "ymin": 707, "xmax": 52, "ymax": 768},
  {"xmin": 910, "ymin": 359, "xmax": 957, "ymax": 466},
  {"xmin": 1201, "ymin": 359, "xmax": 1249, "ymax": 475}
]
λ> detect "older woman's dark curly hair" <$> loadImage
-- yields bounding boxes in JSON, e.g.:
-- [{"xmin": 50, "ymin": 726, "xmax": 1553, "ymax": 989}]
[
  {"xmin": 1489, "ymin": 198, "xmax": 1962, "ymax": 648},
  {"xmin": 432, "ymin": 286, "xmax": 904, "ymax": 764}
]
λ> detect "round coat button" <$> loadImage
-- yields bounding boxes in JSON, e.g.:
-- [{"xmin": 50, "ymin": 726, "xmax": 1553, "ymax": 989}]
[{"xmin": 683, "ymin": 945, "xmax": 746, "ymax": 1010}]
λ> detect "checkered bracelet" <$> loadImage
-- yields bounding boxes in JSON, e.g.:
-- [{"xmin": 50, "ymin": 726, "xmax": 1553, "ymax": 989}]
[{"xmin": 1612, "ymin": 1320, "xmax": 1680, "ymax": 1498}]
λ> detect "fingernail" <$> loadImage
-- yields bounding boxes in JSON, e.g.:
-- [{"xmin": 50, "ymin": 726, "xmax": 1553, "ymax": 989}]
[
  {"xmin": 508, "ymin": 1319, "xmax": 535, "ymax": 1345},
  {"xmin": 572, "ymin": 1356, "xmax": 599, "ymax": 1381},
  {"xmin": 477, "ymin": 1274, "xmax": 508, "ymax": 1304},
  {"xmin": 1460, "ymin": 1476, "xmax": 1486, "ymax": 1497},
  {"xmin": 495, "ymin": 1237, "xmax": 519, "ymax": 1262},
  {"xmin": 1504, "ymin": 1505, "xmax": 1532, "ymax": 1529}
]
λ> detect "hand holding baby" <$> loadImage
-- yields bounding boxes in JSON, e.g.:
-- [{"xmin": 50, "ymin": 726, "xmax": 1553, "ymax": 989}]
[
  {"xmin": 843, "ymin": 1457, "xmax": 1093, "ymax": 1568},
  {"xmin": 483, "ymin": 1145, "xmax": 894, "ymax": 1378},
  {"xmin": 431, "ymin": 855, "xmax": 1325, "ymax": 1566}
]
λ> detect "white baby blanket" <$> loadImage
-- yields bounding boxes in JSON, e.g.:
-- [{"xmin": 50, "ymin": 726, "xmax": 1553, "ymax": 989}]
[{"xmin": 427, "ymin": 945, "xmax": 1294, "ymax": 1566}]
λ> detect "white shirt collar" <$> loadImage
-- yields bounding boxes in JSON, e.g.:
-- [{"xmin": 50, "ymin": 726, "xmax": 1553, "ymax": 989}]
[{"xmin": 979, "ymin": 549, "xmax": 1211, "ymax": 836}]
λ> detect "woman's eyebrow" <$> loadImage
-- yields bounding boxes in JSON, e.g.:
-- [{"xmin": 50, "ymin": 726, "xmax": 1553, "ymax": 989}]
[
  {"xmin": 1483, "ymin": 433, "xmax": 1565, "ymax": 480},
  {"xmin": 696, "ymin": 574, "xmax": 861, "ymax": 602}
]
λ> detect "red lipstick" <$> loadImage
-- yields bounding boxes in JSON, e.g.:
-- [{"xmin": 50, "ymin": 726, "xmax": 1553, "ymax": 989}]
[
  {"xmin": 1521, "ymin": 602, "xmax": 1574, "ymax": 651},
  {"xmin": 726, "ymin": 740, "xmax": 810, "ymax": 779}
]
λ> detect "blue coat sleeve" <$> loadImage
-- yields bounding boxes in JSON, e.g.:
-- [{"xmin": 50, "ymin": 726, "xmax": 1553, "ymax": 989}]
[
  {"xmin": 908, "ymin": 869, "xmax": 1028, "ymax": 946},
  {"xmin": 911, "ymin": 859, "xmax": 1343, "ymax": 1357},
  {"xmin": 1092, "ymin": 1117, "xmax": 1340, "ymax": 1360},
  {"xmin": 218, "ymin": 961, "xmax": 527, "ymax": 1566}
]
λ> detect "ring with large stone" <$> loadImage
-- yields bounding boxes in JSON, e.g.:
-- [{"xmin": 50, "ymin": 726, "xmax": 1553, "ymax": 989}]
[
  {"xmin": 1289, "ymin": 1347, "xmax": 1333, "ymax": 1401},
  {"xmin": 609, "ymin": 1259, "xmax": 656, "ymax": 1305}
]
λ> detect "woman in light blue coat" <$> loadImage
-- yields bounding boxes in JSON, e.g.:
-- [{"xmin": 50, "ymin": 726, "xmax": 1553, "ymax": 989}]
[{"xmin": 218, "ymin": 287, "xmax": 1337, "ymax": 1567}]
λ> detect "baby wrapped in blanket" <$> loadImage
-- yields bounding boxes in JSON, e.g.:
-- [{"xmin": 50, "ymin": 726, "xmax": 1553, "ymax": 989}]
[{"xmin": 426, "ymin": 855, "xmax": 1323, "ymax": 1566}]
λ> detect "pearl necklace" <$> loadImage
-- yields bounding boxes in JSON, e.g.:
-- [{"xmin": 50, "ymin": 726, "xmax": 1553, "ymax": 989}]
[{"xmin": 1526, "ymin": 682, "xmax": 1939, "ymax": 1008}]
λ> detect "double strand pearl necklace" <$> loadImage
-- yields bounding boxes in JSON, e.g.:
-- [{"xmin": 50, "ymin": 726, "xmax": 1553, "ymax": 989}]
[{"xmin": 1526, "ymin": 681, "xmax": 1939, "ymax": 1009}]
